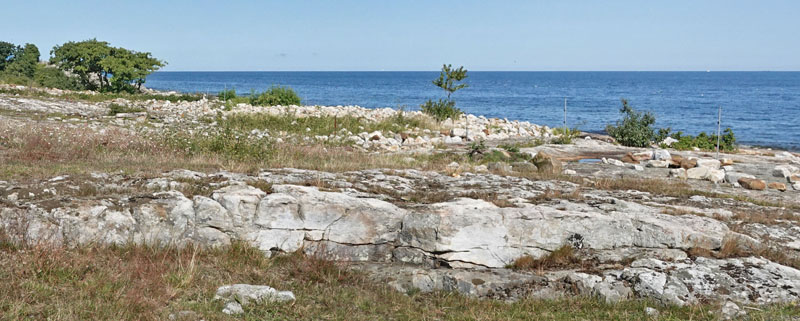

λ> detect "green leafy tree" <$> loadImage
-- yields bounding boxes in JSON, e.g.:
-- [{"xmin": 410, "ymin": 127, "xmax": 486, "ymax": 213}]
[
  {"xmin": 101, "ymin": 48, "xmax": 165, "ymax": 92},
  {"xmin": 422, "ymin": 64, "xmax": 468, "ymax": 121},
  {"xmin": 51, "ymin": 39, "xmax": 164, "ymax": 92},
  {"xmin": 50, "ymin": 39, "xmax": 112, "ymax": 90},
  {"xmin": 5, "ymin": 43, "xmax": 39, "ymax": 78},
  {"xmin": 0, "ymin": 41, "xmax": 17, "ymax": 71},
  {"xmin": 605, "ymin": 99, "xmax": 657, "ymax": 147}
]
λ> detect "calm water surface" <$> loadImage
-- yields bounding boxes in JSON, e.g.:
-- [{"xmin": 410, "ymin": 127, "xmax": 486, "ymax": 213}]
[{"xmin": 145, "ymin": 71, "xmax": 800, "ymax": 151}]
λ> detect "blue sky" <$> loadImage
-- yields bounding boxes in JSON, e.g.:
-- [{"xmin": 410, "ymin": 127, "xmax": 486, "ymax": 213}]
[{"xmin": 3, "ymin": 1, "xmax": 798, "ymax": 71}]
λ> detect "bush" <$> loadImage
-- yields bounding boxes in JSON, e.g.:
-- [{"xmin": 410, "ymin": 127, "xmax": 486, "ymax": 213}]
[
  {"xmin": 605, "ymin": 99, "xmax": 656, "ymax": 147},
  {"xmin": 250, "ymin": 86, "xmax": 301, "ymax": 106},
  {"xmin": 551, "ymin": 127, "xmax": 581, "ymax": 145},
  {"xmin": 34, "ymin": 65, "xmax": 83, "ymax": 90},
  {"xmin": 217, "ymin": 88, "xmax": 237, "ymax": 101},
  {"xmin": 421, "ymin": 98, "xmax": 462, "ymax": 122},
  {"xmin": 666, "ymin": 128, "xmax": 736, "ymax": 152}
]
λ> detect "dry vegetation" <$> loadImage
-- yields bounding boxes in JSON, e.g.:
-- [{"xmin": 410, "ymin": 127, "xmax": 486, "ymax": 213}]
[
  {"xmin": 2, "ymin": 239, "xmax": 798, "ymax": 321},
  {"xmin": 687, "ymin": 235, "xmax": 800, "ymax": 270},
  {"xmin": 0, "ymin": 120, "xmax": 461, "ymax": 181},
  {"xmin": 508, "ymin": 245, "xmax": 582, "ymax": 272}
]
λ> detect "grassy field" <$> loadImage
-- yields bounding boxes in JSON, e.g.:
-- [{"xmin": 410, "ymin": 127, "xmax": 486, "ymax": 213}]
[{"xmin": 3, "ymin": 241, "xmax": 798, "ymax": 321}]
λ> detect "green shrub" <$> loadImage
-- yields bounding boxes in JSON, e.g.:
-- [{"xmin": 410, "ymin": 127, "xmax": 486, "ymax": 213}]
[
  {"xmin": 250, "ymin": 86, "xmax": 301, "ymax": 106},
  {"xmin": 665, "ymin": 128, "xmax": 736, "ymax": 152},
  {"xmin": 551, "ymin": 127, "xmax": 581, "ymax": 145},
  {"xmin": 217, "ymin": 88, "xmax": 237, "ymax": 101},
  {"xmin": 0, "ymin": 72, "xmax": 35, "ymax": 86},
  {"xmin": 421, "ymin": 98, "xmax": 462, "ymax": 122},
  {"xmin": 34, "ymin": 66, "xmax": 83, "ymax": 90},
  {"xmin": 467, "ymin": 139, "xmax": 487, "ymax": 159},
  {"xmin": 605, "ymin": 99, "xmax": 657, "ymax": 147}
]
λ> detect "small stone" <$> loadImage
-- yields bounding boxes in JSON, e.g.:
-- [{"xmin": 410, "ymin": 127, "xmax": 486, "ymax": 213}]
[
  {"xmin": 789, "ymin": 174, "xmax": 800, "ymax": 183},
  {"xmin": 720, "ymin": 301, "xmax": 745, "ymax": 320},
  {"xmin": 604, "ymin": 158, "xmax": 626, "ymax": 167},
  {"xmin": 446, "ymin": 162, "xmax": 460, "ymax": 171},
  {"xmin": 222, "ymin": 302, "xmax": 244, "ymax": 315},
  {"xmin": 720, "ymin": 158, "xmax": 734, "ymax": 166},
  {"xmin": 214, "ymin": 284, "xmax": 295, "ymax": 306},
  {"xmin": 646, "ymin": 160, "xmax": 670, "ymax": 168},
  {"xmin": 738, "ymin": 178, "xmax": 766, "ymax": 190},
  {"xmin": 645, "ymin": 306, "xmax": 660, "ymax": 317},
  {"xmin": 473, "ymin": 165, "xmax": 488, "ymax": 172},
  {"xmin": 563, "ymin": 169, "xmax": 577, "ymax": 175},
  {"xmin": 669, "ymin": 168, "xmax": 687, "ymax": 179},
  {"xmin": 768, "ymin": 182, "xmax": 787, "ymax": 191},
  {"xmin": 630, "ymin": 164, "xmax": 644, "ymax": 171}
]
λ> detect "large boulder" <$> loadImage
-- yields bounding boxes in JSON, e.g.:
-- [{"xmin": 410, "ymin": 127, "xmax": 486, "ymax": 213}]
[
  {"xmin": 725, "ymin": 172, "xmax": 755, "ymax": 187},
  {"xmin": 686, "ymin": 167, "xmax": 710, "ymax": 180},
  {"xmin": 773, "ymin": 165, "xmax": 799, "ymax": 178},
  {"xmin": 680, "ymin": 158, "xmax": 698, "ymax": 169},
  {"xmin": 251, "ymin": 185, "xmax": 405, "ymax": 261},
  {"xmin": 696, "ymin": 159, "xmax": 721, "ymax": 169},
  {"xmin": 738, "ymin": 178, "xmax": 766, "ymax": 191},
  {"xmin": 532, "ymin": 152, "xmax": 562, "ymax": 175},
  {"xmin": 653, "ymin": 150, "xmax": 671, "ymax": 161},
  {"xmin": 706, "ymin": 169, "xmax": 726, "ymax": 183},
  {"xmin": 768, "ymin": 182, "xmax": 787, "ymax": 191}
]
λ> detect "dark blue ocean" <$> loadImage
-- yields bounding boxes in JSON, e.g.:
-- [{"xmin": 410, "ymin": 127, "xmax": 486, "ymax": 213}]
[{"xmin": 145, "ymin": 72, "xmax": 800, "ymax": 151}]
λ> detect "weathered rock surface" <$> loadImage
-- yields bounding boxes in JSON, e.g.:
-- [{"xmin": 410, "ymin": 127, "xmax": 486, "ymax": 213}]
[{"xmin": 2, "ymin": 168, "xmax": 799, "ymax": 307}]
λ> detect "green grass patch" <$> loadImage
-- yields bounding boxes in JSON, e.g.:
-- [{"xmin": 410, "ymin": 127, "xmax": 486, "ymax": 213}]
[{"xmin": 107, "ymin": 103, "xmax": 145, "ymax": 115}]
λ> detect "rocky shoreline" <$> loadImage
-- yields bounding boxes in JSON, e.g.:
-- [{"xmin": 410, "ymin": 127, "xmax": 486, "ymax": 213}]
[{"xmin": 2, "ymin": 85, "xmax": 800, "ymax": 315}]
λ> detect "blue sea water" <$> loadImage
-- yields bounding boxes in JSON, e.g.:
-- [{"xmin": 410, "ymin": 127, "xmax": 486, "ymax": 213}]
[{"xmin": 145, "ymin": 72, "xmax": 800, "ymax": 151}]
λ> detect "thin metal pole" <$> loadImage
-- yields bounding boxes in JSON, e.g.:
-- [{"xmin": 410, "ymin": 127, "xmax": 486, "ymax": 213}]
[
  {"xmin": 563, "ymin": 98, "xmax": 567, "ymax": 132},
  {"xmin": 716, "ymin": 106, "xmax": 722, "ymax": 159}
]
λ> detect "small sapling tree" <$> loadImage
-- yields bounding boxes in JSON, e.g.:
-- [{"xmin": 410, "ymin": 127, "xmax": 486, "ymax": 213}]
[{"xmin": 421, "ymin": 64, "xmax": 468, "ymax": 121}]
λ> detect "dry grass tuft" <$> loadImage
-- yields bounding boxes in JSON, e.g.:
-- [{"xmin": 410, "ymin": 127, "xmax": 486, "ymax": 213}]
[
  {"xmin": 687, "ymin": 235, "xmax": 800, "ymax": 270},
  {"xmin": 508, "ymin": 245, "xmax": 581, "ymax": 271},
  {"xmin": 528, "ymin": 188, "xmax": 583, "ymax": 204}
]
